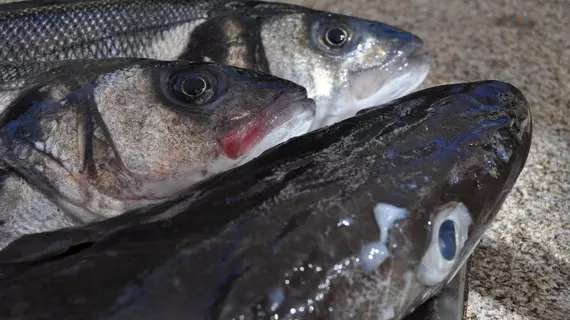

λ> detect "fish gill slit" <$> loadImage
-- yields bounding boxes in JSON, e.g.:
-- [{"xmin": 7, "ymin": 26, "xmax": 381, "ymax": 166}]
[{"xmin": 83, "ymin": 90, "xmax": 123, "ymax": 162}]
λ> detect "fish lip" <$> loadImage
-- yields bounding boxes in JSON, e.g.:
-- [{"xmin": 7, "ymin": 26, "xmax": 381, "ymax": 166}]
[
  {"xmin": 347, "ymin": 36, "xmax": 431, "ymax": 95},
  {"xmin": 384, "ymin": 37, "xmax": 430, "ymax": 71},
  {"xmin": 398, "ymin": 35, "xmax": 427, "ymax": 58},
  {"xmin": 220, "ymin": 89, "xmax": 315, "ymax": 159},
  {"xmin": 343, "ymin": 50, "xmax": 430, "ymax": 107},
  {"xmin": 311, "ymin": 48, "xmax": 431, "ymax": 129}
]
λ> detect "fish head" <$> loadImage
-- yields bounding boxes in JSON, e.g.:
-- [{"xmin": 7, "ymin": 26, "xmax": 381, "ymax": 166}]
[
  {"xmin": 188, "ymin": 1, "xmax": 429, "ymax": 129},
  {"xmin": 0, "ymin": 82, "xmax": 532, "ymax": 319},
  {"xmin": 147, "ymin": 62, "xmax": 316, "ymax": 162},
  {"xmin": 316, "ymin": 81, "xmax": 532, "ymax": 319},
  {"xmin": 0, "ymin": 60, "xmax": 314, "ymax": 216}
]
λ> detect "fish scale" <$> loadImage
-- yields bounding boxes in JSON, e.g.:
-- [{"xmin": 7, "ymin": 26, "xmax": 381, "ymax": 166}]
[{"xmin": 0, "ymin": 0, "xmax": 221, "ymax": 62}]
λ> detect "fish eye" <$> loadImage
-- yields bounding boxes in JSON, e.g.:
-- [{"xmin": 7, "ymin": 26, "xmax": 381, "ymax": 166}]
[
  {"xmin": 438, "ymin": 220, "xmax": 457, "ymax": 261},
  {"xmin": 324, "ymin": 27, "xmax": 348, "ymax": 47},
  {"xmin": 416, "ymin": 202, "xmax": 473, "ymax": 287},
  {"xmin": 311, "ymin": 19, "xmax": 354, "ymax": 55},
  {"xmin": 167, "ymin": 69, "xmax": 217, "ymax": 107},
  {"xmin": 180, "ymin": 76, "xmax": 207, "ymax": 97}
]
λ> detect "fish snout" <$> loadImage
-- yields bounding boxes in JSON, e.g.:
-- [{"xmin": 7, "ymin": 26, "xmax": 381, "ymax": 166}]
[
  {"xmin": 219, "ymin": 84, "xmax": 315, "ymax": 160},
  {"xmin": 470, "ymin": 80, "xmax": 533, "ymax": 176},
  {"xmin": 367, "ymin": 21, "xmax": 424, "ymax": 55},
  {"xmin": 397, "ymin": 34, "xmax": 424, "ymax": 58},
  {"xmin": 461, "ymin": 80, "xmax": 532, "ymax": 146}
]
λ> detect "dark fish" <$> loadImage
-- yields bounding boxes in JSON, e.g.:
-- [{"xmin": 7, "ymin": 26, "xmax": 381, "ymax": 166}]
[
  {"xmin": 0, "ymin": 80, "xmax": 532, "ymax": 320},
  {"xmin": 0, "ymin": 0, "xmax": 430, "ymax": 129},
  {"xmin": 0, "ymin": 58, "xmax": 315, "ymax": 249},
  {"xmin": 402, "ymin": 258, "xmax": 471, "ymax": 320}
]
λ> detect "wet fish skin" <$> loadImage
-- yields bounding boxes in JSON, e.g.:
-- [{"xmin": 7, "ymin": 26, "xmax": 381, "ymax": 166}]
[
  {"xmin": 0, "ymin": 81, "xmax": 532, "ymax": 320},
  {"xmin": 0, "ymin": 0, "xmax": 430, "ymax": 130},
  {"xmin": 0, "ymin": 0, "xmax": 224, "ymax": 62},
  {"xmin": 0, "ymin": 58, "xmax": 315, "ymax": 249},
  {"xmin": 186, "ymin": 1, "xmax": 430, "ymax": 129}
]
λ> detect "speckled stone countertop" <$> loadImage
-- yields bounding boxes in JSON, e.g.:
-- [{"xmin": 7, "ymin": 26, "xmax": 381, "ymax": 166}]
[{"xmin": 278, "ymin": 0, "xmax": 570, "ymax": 318}]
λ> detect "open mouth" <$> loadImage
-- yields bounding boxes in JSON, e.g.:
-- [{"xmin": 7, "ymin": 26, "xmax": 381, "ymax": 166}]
[{"xmin": 220, "ymin": 89, "xmax": 316, "ymax": 160}]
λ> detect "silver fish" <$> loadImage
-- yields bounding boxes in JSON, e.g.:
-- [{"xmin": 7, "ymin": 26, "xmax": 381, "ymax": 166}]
[
  {"xmin": 0, "ymin": 0, "xmax": 430, "ymax": 129},
  {"xmin": 0, "ymin": 58, "xmax": 315, "ymax": 249},
  {"xmin": 0, "ymin": 81, "xmax": 532, "ymax": 320}
]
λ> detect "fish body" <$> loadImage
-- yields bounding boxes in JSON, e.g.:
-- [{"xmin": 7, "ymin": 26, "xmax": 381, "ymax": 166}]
[
  {"xmin": 0, "ymin": 81, "xmax": 532, "ymax": 320},
  {"xmin": 0, "ymin": 58, "xmax": 315, "ymax": 248},
  {"xmin": 0, "ymin": 0, "xmax": 430, "ymax": 129}
]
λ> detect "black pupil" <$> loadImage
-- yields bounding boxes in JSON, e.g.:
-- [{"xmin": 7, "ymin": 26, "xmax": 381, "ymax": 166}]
[
  {"xmin": 326, "ymin": 27, "xmax": 347, "ymax": 46},
  {"xmin": 181, "ymin": 77, "xmax": 206, "ymax": 97}
]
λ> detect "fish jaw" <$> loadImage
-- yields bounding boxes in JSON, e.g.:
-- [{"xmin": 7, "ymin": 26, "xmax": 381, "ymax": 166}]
[
  {"xmin": 347, "ymin": 50, "xmax": 431, "ymax": 109},
  {"xmin": 315, "ymin": 51, "xmax": 430, "ymax": 129},
  {"xmin": 236, "ymin": 96, "xmax": 315, "ymax": 164},
  {"xmin": 220, "ymin": 88, "xmax": 316, "ymax": 161}
]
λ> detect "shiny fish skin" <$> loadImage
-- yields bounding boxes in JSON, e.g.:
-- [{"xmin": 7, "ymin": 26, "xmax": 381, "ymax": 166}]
[
  {"xmin": 0, "ymin": 58, "xmax": 315, "ymax": 249},
  {"xmin": 0, "ymin": 0, "xmax": 222, "ymax": 62},
  {"xmin": 0, "ymin": 0, "xmax": 430, "ymax": 130},
  {"xmin": 0, "ymin": 81, "xmax": 532, "ymax": 320}
]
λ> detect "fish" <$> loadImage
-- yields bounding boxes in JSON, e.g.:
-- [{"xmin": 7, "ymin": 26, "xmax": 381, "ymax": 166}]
[
  {"xmin": 0, "ymin": 80, "xmax": 532, "ymax": 320},
  {"xmin": 0, "ymin": 58, "xmax": 315, "ymax": 249},
  {"xmin": 0, "ymin": 0, "xmax": 430, "ymax": 130}
]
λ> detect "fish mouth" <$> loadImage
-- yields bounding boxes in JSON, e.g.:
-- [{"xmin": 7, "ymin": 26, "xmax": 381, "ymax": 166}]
[
  {"xmin": 220, "ymin": 89, "xmax": 316, "ymax": 160},
  {"xmin": 349, "ymin": 44, "xmax": 430, "ymax": 106},
  {"xmin": 312, "ymin": 45, "xmax": 430, "ymax": 129}
]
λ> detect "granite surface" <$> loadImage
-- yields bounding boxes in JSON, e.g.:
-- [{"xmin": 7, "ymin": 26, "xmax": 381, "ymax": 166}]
[{"xmin": 277, "ymin": 0, "xmax": 569, "ymax": 318}]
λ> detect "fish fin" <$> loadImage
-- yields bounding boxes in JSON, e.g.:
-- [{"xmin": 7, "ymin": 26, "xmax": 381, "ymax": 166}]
[{"xmin": 212, "ymin": 1, "xmax": 311, "ymax": 17}]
